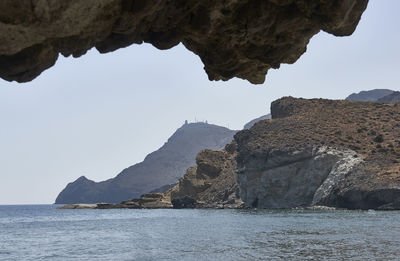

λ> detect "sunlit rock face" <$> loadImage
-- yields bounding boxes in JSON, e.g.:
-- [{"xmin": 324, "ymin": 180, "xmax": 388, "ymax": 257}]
[
  {"xmin": 234, "ymin": 97, "xmax": 400, "ymax": 210},
  {"xmin": 0, "ymin": 0, "xmax": 368, "ymax": 83}
]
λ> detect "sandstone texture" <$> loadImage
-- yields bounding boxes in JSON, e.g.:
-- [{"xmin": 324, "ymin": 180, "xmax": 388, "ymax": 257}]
[{"xmin": 0, "ymin": 0, "xmax": 368, "ymax": 83}]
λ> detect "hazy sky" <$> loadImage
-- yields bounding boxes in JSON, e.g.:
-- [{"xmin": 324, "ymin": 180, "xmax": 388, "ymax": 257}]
[{"xmin": 1, "ymin": 1, "xmax": 399, "ymax": 204}]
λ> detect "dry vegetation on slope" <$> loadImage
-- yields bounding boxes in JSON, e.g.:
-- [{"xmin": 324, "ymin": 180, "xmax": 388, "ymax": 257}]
[
  {"xmin": 235, "ymin": 97, "xmax": 400, "ymax": 209},
  {"xmin": 60, "ymin": 97, "xmax": 400, "ymax": 210},
  {"xmin": 239, "ymin": 98, "xmax": 400, "ymax": 177}
]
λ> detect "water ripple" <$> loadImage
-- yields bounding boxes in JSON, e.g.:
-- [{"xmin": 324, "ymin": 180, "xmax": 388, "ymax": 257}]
[{"xmin": 0, "ymin": 205, "xmax": 399, "ymax": 260}]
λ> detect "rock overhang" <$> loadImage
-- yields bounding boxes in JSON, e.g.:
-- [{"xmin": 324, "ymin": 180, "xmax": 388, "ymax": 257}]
[{"xmin": 0, "ymin": 0, "xmax": 369, "ymax": 84}]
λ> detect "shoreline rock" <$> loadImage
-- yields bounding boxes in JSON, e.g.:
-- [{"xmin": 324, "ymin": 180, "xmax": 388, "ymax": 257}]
[{"xmin": 58, "ymin": 97, "xmax": 399, "ymax": 211}]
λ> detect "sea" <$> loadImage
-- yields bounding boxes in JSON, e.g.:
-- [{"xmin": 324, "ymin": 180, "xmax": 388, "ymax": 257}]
[{"xmin": 0, "ymin": 205, "xmax": 399, "ymax": 261}]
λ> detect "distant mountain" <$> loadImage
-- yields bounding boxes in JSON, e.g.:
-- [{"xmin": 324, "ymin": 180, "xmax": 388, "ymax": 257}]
[
  {"xmin": 55, "ymin": 122, "xmax": 237, "ymax": 204},
  {"xmin": 378, "ymin": 91, "xmax": 400, "ymax": 103},
  {"xmin": 243, "ymin": 114, "xmax": 271, "ymax": 129},
  {"xmin": 346, "ymin": 89, "xmax": 394, "ymax": 101}
]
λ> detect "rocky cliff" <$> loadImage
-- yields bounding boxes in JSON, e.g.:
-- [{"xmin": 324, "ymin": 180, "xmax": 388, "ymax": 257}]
[
  {"xmin": 59, "ymin": 97, "xmax": 400, "ymax": 210},
  {"xmin": 55, "ymin": 122, "xmax": 236, "ymax": 204},
  {"xmin": 60, "ymin": 143, "xmax": 242, "ymax": 210},
  {"xmin": 235, "ymin": 97, "xmax": 400, "ymax": 209},
  {"xmin": 157, "ymin": 97, "xmax": 399, "ymax": 210},
  {"xmin": 169, "ymin": 147, "xmax": 242, "ymax": 208},
  {"xmin": 0, "ymin": 0, "xmax": 368, "ymax": 84}
]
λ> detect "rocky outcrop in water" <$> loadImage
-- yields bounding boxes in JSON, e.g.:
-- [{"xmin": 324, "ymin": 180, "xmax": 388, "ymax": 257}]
[
  {"xmin": 234, "ymin": 97, "xmax": 400, "ymax": 210},
  {"xmin": 55, "ymin": 122, "xmax": 236, "ymax": 204},
  {"xmin": 160, "ymin": 97, "xmax": 400, "ymax": 210},
  {"xmin": 58, "ymin": 97, "xmax": 400, "ymax": 210},
  {"xmin": 0, "ymin": 0, "xmax": 368, "ymax": 83},
  {"xmin": 58, "ymin": 193, "xmax": 172, "ymax": 209},
  {"xmin": 127, "ymin": 97, "xmax": 400, "ymax": 210},
  {"xmin": 60, "ymin": 143, "xmax": 242, "ymax": 210}
]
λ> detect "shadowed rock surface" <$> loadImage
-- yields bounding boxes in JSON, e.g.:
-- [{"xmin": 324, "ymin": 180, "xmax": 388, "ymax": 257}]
[
  {"xmin": 55, "ymin": 122, "xmax": 236, "ymax": 204},
  {"xmin": 61, "ymin": 144, "xmax": 243, "ymax": 210},
  {"xmin": 378, "ymin": 91, "xmax": 400, "ymax": 103},
  {"xmin": 0, "ymin": 0, "xmax": 368, "ymax": 84},
  {"xmin": 346, "ymin": 89, "xmax": 395, "ymax": 101},
  {"xmin": 169, "ymin": 147, "xmax": 242, "ymax": 209}
]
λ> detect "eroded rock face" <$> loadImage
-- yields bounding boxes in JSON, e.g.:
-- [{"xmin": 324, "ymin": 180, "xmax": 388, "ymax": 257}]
[
  {"xmin": 237, "ymin": 146, "xmax": 362, "ymax": 208},
  {"xmin": 170, "ymin": 148, "xmax": 243, "ymax": 209},
  {"xmin": 235, "ymin": 97, "xmax": 400, "ymax": 210},
  {"xmin": 57, "ymin": 97, "xmax": 400, "ymax": 210},
  {"xmin": 137, "ymin": 97, "xmax": 399, "ymax": 210},
  {"xmin": 0, "ymin": 0, "xmax": 368, "ymax": 83},
  {"xmin": 55, "ymin": 122, "xmax": 236, "ymax": 204}
]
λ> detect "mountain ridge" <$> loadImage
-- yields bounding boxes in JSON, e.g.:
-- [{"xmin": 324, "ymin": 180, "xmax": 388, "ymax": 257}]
[
  {"xmin": 346, "ymin": 89, "xmax": 395, "ymax": 101},
  {"xmin": 378, "ymin": 91, "xmax": 400, "ymax": 103},
  {"xmin": 55, "ymin": 122, "xmax": 237, "ymax": 204}
]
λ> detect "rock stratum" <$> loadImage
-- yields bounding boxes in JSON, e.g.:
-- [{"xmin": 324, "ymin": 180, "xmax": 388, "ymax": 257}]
[
  {"xmin": 0, "ymin": 0, "xmax": 368, "ymax": 84},
  {"xmin": 56, "ymin": 122, "xmax": 236, "ymax": 204},
  {"xmin": 235, "ymin": 97, "xmax": 400, "ymax": 209},
  {"xmin": 62, "ymin": 97, "xmax": 400, "ymax": 210},
  {"xmin": 172, "ymin": 97, "xmax": 400, "ymax": 210}
]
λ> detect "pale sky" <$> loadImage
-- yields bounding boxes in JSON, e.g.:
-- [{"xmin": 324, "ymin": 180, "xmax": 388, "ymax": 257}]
[{"xmin": 0, "ymin": 1, "xmax": 399, "ymax": 204}]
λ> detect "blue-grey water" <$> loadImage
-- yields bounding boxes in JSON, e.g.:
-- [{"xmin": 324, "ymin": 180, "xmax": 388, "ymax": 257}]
[{"xmin": 0, "ymin": 205, "xmax": 399, "ymax": 261}]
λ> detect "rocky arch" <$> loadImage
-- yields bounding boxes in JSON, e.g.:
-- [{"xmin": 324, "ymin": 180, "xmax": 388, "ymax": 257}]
[{"xmin": 0, "ymin": 0, "xmax": 368, "ymax": 84}]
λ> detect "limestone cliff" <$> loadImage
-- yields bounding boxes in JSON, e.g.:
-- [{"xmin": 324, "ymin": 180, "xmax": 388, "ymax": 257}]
[{"xmin": 0, "ymin": 0, "xmax": 368, "ymax": 84}]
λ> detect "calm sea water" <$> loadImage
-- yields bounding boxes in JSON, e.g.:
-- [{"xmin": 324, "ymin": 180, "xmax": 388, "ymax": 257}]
[{"xmin": 0, "ymin": 205, "xmax": 399, "ymax": 261}]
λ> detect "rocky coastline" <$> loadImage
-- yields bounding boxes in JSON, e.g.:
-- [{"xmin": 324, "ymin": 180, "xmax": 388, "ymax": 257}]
[
  {"xmin": 0, "ymin": 1, "xmax": 368, "ymax": 84},
  {"xmin": 59, "ymin": 97, "xmax": 400, "ymax": 211}
]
